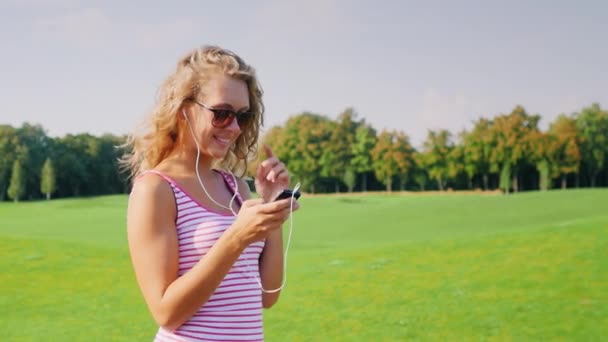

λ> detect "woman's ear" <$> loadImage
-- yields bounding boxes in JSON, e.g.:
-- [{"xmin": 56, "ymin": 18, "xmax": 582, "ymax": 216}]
[
  {"xmin": 173, "ymin": 106, "xmax": 190, "ymax": 143},
  {"xmin": 179, "ymin": 101, "xmax": 197, "ymax": 123}
]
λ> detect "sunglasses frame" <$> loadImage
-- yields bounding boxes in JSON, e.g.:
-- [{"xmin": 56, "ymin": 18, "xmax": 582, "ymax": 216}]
[{"xmin": 189, "ymin": 99, "xmax": 253, "ymax": 128}]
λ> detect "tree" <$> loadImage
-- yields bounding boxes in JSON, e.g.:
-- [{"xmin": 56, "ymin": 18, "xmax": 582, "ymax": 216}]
[
  {"xmin": 499, "ymin": 162, "xmax": 511, "ymax": 193},
  {"xmin": 549, "ymin": 114, "xmax": 581, "ymax": 189},
  {"xmin": 40, "ymin": 158, "xmax": 56, "ymax": 200},
  {"xmin": 318, "ymin": 120, "xmax": 342, "ymax": 192},
  {"xmin": 394, "ymin": 132, "xmax": 415, "ymax": 190},
  {"xmin": 7, "ymin": 160, "xmax": 26, "ymax": 202},
  {"xmin": 371, "ymin": 130, "xmax": 413, "ymax": 192},
  {"xmin": 575, "ymin": 103, "xmax": 608, "ymax": 187},
  {"xmin": 422, "ymin": 130, "xmax": 453, "ymax": 191},
  {"xmin": 0, "ymin": 125, "xmax": 18, "ymax": 201},
  {"xmin": 15, "ymin": 123, "xmax": 50, "ymax": 200},
  {"xmin": 52, "ymin": 134, "xmax": 90, "ymax": 197},
  {"xmin": 371, "ymin": 131, "xmax": 397, "ymax": 191},
  {"xmin": 265, "ymin": 113, "xmax": 333, "ymax": 193},
  {"xmin": 350, "ymin": 124, "xmax": 376, "ymax": 191},
  {"xmin": 463, "ymin": 118, "xmax": 493, "ymax": 190},
  {"xmin": 412, "ymin": 152, "xmax": 429, "ymax": 191},
  {"xmin": 489, "ymin": 106, "xmax": 540, "ymax": 193},
  {"xmin": 343, "ymin": 169, "xmax": 356, "ymax": 192},
  {"xmin": 448, "ymin": 137, "xmax": 466, "ymax": 188},
  {"xmin": 319, "ymin": 108, "xmax": 362, "ymax": 192},
  {"xmin": 528, "ymin": 131, "xmax": 559, "ymax": 191},
  {"xmin": 98, "ymin": 134, "xmax": 130, "ymax": 194}
]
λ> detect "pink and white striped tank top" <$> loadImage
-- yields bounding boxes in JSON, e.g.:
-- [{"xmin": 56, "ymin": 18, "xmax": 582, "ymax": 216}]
[{"xmin": 141, "ymin": 170, "xmax": 266, "ymax": 342}]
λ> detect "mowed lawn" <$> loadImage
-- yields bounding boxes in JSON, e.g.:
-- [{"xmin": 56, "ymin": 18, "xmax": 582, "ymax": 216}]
[{"xmin": 1, "ymin": 189, "xmax": 607, "ymax": 341}]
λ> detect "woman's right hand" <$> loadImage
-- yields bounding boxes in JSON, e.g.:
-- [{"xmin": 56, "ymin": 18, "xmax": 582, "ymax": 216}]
[{"xmin": 230, "ymin": 197, "xmax": 299, "ymax": 246}]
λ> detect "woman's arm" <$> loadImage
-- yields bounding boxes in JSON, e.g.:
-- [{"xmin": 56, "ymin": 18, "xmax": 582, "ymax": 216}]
[
  {"xmin": 127, "ymin": 174, "xmax": 247, "ymax": 331},
  {"xmin": 236, "ymin": 178, "xmax": 284, "ymax": 308},
  {"xmin": 259, "ymin": 228, "xmax": 284, "ymax": 308}
]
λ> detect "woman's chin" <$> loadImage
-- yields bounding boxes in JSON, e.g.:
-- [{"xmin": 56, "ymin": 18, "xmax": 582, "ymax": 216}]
[{"xmin": 208, "ymin": 146, "xmax": 231, "ymax": 159}]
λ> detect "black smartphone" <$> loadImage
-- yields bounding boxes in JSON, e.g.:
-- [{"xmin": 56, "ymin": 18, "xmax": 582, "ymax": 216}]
[{"xmin": 274, "ymin": 189, "xmax": 301, "ymax": 201}]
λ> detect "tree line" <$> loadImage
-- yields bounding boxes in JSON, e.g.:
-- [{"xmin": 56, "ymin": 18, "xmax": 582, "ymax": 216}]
[
  {"xmin": 259, "ymin": 103, "xmax": 608, "ymax": 193},
  {"xmin": 1, "ymin": 102, "xmax": 606, "ymax": 201},
  {"xmin": 0, "ymin": 124, "xmax": 128, "ymax": 201}
]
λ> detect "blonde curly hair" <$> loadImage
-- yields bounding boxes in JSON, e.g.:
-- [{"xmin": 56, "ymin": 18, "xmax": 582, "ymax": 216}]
[{"xmin": 120, "ymin": 45, "xmax": 264, "ymax": 181}]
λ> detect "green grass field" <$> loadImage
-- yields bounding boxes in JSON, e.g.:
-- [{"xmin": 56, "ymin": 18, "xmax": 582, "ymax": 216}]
[{"xmin": 1, "ymin": 189, "xmax": 607, "ymax": 341}]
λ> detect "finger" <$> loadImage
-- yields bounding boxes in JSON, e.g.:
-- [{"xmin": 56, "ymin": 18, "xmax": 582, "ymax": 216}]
[
  {"xmin": 266, "ymin": 163, "xmax": 286, "ymax": 182},
  {"xmin": 255, "ymin": 161, "xmax": 266, "ymax": 182},
  {"xmin": 290, "ymin": 200, "xmax": 300, "ymax": 212},
  {"xmin": 270, "ymin": 210, "xmax": 293, "ymax": 224},
  {"xmin": 275, "ymin": 208, "xmax": 296, "ymax": 224},
  {"xmin": 259, "ymin": 213, "xmax": 286, "ymax": 230},
  {"xmin": 271, "ymin": 199, "xmax": 300, "ymax": 219},
  {"xmin": 285, "ymin": 199, "xmax": 300, "ymax": 213},
  {"xmin": 262, "ymin": 203, "xmax": 298, "ymax": 227},
  {"xmin": 260, "ymin": 156, "xmax": 279, "ymax": 170},
  {"xmin": 264, "ymin": 145, "xmax": 274, "ymax": 159},
  {"xmin": 276, "ymin": 168, "xmax": 289, "ymax": 183},
  {"xmin": 279, "ymin": 207, "xmax": 293, "ymax": 221},
  {"xmin": 258, "ymin": 198, "xmax": 292, "ymax": 213},
  {"xmin": 242, "ymin": 198, "xmax": 265, "ymax": 208}
]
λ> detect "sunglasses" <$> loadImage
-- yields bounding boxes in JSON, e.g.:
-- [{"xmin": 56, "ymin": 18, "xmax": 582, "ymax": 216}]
[{"xmin": 190, "ymin": 99, "xmax": 254, "ymax": 129}]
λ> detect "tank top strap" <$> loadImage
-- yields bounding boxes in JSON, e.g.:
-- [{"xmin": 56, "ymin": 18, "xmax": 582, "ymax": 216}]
[
  {"xmin": 215, "ymin": 169, "xmax": 244, "ymax": 206},
  {"xmin": 133, "ymin": 169, "xmax": 181, "ymax": 194}
]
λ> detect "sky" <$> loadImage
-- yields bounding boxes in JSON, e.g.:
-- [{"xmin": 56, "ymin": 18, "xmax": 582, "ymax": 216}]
[{"xmin": 1, "ymin": 0, "xmax": 606, "ymax": 146}]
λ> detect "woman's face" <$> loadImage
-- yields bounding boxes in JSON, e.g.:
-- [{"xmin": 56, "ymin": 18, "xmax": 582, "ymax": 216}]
[{"xmin": 182, "ymin": 73, "xmax": 250, "ymax": 159}]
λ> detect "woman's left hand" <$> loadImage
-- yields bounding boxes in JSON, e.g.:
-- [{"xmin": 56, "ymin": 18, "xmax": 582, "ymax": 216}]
[{"xmin": 255, "ymin": 145, "xmax": 291, "ymax": 203}]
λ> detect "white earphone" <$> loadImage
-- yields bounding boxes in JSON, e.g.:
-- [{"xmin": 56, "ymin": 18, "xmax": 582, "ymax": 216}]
[
  {"xmin": 182, "ymin": 109, "xmax": 239, "ymax": 215},
  {"xmin": 182, "ymin": 108, "xmax": 297, "ymax": 293}
]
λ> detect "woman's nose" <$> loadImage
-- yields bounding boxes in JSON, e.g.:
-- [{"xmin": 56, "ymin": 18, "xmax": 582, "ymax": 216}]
[{"xmin": 227, "ymin": 115, "xmax": 242, "ymax": 132}]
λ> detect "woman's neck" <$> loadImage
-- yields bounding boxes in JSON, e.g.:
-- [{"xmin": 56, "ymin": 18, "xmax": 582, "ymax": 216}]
[{"xmin": 167, "ymin": 146, "xmax": 215, "ymax": 177}]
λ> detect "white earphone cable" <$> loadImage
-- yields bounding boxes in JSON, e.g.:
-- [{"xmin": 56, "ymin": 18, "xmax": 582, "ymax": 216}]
[
  {"xmin": 248, "ymin": 182, "xmax": 300, "ymax": 293},
  {"xmin": 182, "ymin": 109, "xmax": 297, "ymax": 292},
  {"xmin": 184, "ymin": 110, "xmax": 238, "ymax": 215}
]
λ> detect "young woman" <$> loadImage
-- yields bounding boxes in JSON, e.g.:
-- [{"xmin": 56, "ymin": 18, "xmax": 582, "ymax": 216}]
[{"xmin": 122, "ymin": 45, "xmax": 300, "ymax": 341}]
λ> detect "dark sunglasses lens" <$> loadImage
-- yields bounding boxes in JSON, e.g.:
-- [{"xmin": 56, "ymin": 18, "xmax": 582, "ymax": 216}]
[
  {"xmin": 212, "ymin": 110, "xmax": 233, "ymax": 127},
  {"xmin": 237, "ymin": 113, "xmax": 253, "ymax": 127}
]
